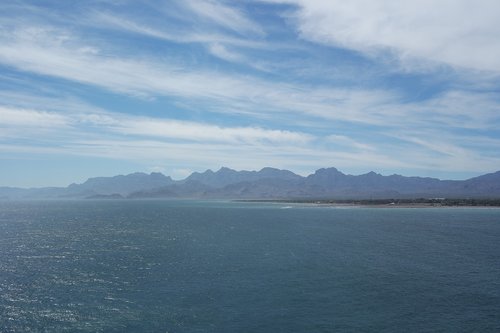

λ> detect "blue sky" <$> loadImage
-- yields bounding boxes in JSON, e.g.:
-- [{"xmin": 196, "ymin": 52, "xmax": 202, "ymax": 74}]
[{"xmin": 1, "ymin": 0, "xmax": 500, "ymax": 187}]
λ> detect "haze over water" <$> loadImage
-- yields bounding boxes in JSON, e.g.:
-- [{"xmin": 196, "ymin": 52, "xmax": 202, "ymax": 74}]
[{"xmin": 0, "ymin": 200, "xmax": 499, "ymax": 332}]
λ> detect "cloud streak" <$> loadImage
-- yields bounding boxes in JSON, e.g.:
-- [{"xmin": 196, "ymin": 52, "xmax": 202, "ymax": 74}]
[
  {"xmin": 1, "ymin": 13, "xmax": 497, "ymax": 132},
  {"xmin": 0, "ymin": 105, "xmax": 312, "ymax": 145},
  {"xmin": 0, "ymin": 25, "xmax": 397, "ymax": 125},
  {"xmin": 183, "ymin": 0, "xmax": 265, "ymax": 36}
]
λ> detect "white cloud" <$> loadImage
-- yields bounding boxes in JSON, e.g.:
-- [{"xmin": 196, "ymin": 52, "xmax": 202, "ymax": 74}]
[
  {"xmin": 101, "ymin": 116, "xmax": 314, "ymax": 145},
  {"xmin": 0, "ymin": 106, "xmax": 69, "ymax": 128},
  {"xmin": 8, "ymin": 23, "xmax": 492, "ymax": 134},
  {"xmin": 0, "ymin": 25, "xmax": 399, "ymax": 125},
  {"xmin": 90, "ymin": 11, "xmax": 265, "ymax": 48},
  {"xmin": 0, "ymin": 26, "xmax": 498, "ymax": 134},
  {"xmin": 0, "ymin": 104, "xmax": 312, "ymax": 145},
  {"xmin": 269, "ymin": 0, "xmax": 500, "ymax": 72},
  {"xmin": 183, "ymin": 0, "xmax": 265, "ymax": 36},
  {"xmin": 208, "ymin": 43, "xmax": 245, "ymax": 62},
  {"xmin": 325, "ymin": 135, "xmax": 375, "ymax": 151}
]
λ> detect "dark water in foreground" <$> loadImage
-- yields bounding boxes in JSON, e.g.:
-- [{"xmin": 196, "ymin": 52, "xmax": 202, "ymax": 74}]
[{"xmin": 0, "ymin": 200, "xmax": 499, "ymax": 332}]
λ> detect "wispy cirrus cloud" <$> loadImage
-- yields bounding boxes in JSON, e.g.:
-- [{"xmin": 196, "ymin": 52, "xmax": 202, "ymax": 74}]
[
  {"xmin": 0, "ymin": 21, "xmax": 498, "ymax": 128},
  {"xmin": 0, "ymin": 106, "xmax": 69, "ymax": 128},
  {"xmin": 4, "ymin": 6, "xmax": 494, "ymax": 132},
  {"xmin": 0, "ymin": 104, "xmax": 312, "ymax": 145},
  {"xmin": 88, "ymin": 11, "xmax": 266, "ymax": 49},
  {"xmin": 0, "ymin": 25, "xmax": 397, "ymax": 125},
  {"xmin": 0, "ymin": 24, "xmax": 498, "ymax": 176},
  {"xmin": 324, "ymin": 135, "xmax": 375, "ymax": 152},
  {"xmin": 208, "ymin": 43, "xmax": 245, "ymax": 63},
  {"xmin": 182, "ymin": 0, "xmax": 265, "ymax": 36}
]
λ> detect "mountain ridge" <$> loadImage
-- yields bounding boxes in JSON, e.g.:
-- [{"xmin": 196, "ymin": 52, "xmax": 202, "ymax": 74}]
[{"xmin": 1, "ymin": 167, "xmax": 499, "ymax": 200}]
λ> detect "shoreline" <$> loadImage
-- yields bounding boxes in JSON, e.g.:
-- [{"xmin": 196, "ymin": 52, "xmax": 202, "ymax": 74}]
[{"xmin": 235, "ymin": 198, "xmax": 500, "ymax": 208}]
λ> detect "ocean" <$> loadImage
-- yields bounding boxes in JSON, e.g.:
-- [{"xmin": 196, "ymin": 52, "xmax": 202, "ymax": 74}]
[{"xmin": 0, "ymin": 200, "xmax": 499, "ymax": 332}]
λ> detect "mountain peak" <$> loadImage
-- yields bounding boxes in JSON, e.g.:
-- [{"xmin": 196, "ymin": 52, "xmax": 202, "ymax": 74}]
[
  {"xmin": 314, "ymin": 167, "xmax": 343, "ymax": 175},
  {"xmin": 260, "ymin": 167, "xmax": 278, "ymax": 172},
  {"xmin": 362, "ymin": 171, "xmax": 380, "ymax": 177},
  {"xmin": 217, "ymin": 166, "xmax": 236, "ymax": 173}
]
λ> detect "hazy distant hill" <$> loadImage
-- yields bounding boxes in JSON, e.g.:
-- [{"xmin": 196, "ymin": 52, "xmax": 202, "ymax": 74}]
[
  {"xmin": 65, "ymin": 172, "xmax": 173, "ymax": 196},
  {"xmin": 0, "ymin": 172, "xmax": 174, "ymax": 199},
  {"xmin": 1, "ymin": 167, "xmax": 499, "ymax": 200},
  {"xmin": 0, "ymin": 187, "xmax": 30, "ymax": 200}
]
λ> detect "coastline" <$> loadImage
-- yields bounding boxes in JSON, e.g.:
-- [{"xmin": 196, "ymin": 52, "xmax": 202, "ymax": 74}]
[{"xmin": 235, "ymin": 198, "xmax": 500, "ymax": 208}]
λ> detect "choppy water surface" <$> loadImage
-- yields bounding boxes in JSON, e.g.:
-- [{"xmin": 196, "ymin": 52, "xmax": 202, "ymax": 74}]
[{"xmin": 0, "ymin": 200, "xmax": 499, "ymax": 332}]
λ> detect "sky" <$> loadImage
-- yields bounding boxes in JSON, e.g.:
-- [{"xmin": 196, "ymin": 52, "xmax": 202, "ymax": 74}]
[{"xmin": 1, "ymin": 0, "xmax": 500, "ymax": 187}]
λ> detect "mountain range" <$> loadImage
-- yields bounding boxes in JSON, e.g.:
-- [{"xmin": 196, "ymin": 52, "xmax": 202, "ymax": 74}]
[{"xmin": 1, "ymin": 167, "xmax": 500, "ymax": 200}]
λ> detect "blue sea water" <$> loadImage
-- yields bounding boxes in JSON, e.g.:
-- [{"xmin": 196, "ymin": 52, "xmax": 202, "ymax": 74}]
[{"xmin": 0, "ymin": 200, "xmax": 499, "ymax": 332}]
